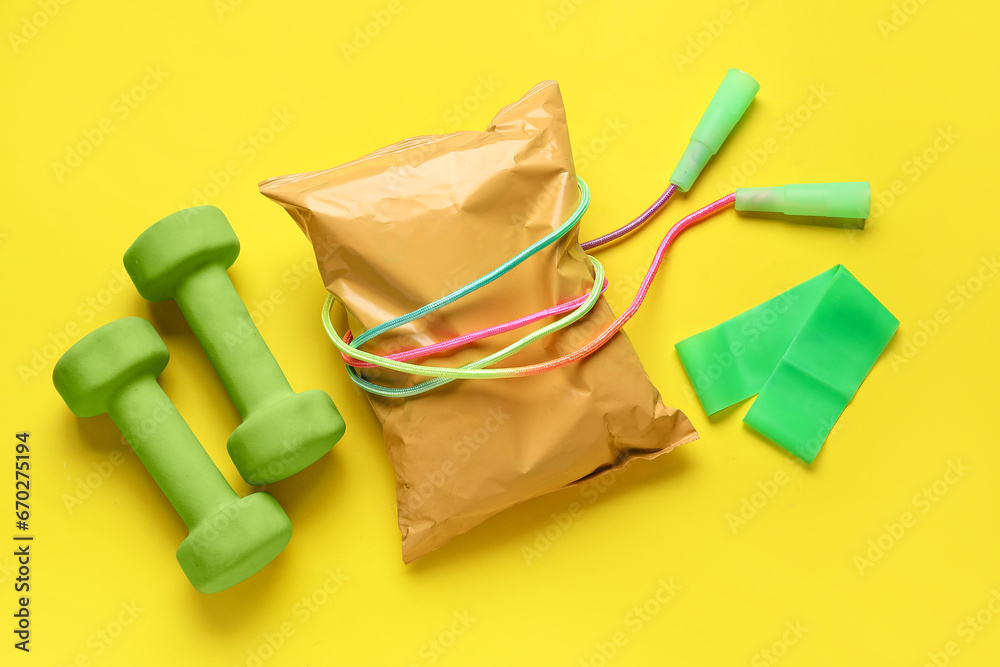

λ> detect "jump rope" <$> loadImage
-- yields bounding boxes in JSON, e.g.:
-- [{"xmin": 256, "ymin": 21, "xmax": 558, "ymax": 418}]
[{"xmin": 321, "ymin": 69, "xmax": 871, "ymax": 398}]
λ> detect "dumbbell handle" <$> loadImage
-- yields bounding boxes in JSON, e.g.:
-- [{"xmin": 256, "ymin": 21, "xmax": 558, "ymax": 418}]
[
  {"xmin": 174, "ymin": 263, "xmax": 293, "ymax": 419},
  {"xmin": 108, "ymin": 375, "xmax": 239, "ymax": 528}
]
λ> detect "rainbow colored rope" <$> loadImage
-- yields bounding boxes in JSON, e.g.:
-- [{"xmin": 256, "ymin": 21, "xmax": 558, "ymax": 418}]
[
  {"xmin": 323, "ymin": 256, "xmax": 605, "ymax": 397},
  {"xmin": 339, "ymin": 277, "xmax": 610, "ymax": 368}
]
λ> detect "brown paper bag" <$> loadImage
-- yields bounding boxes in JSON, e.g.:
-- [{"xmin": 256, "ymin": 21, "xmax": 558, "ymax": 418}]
[{"xmin": 260, "ymin": 81, "xmax": 697, "ymax": 562}]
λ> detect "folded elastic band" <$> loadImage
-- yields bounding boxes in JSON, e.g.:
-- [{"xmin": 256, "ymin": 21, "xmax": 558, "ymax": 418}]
[{"xmin": 675, "ymin": 265, "xmax": 898, "ymax": 462}]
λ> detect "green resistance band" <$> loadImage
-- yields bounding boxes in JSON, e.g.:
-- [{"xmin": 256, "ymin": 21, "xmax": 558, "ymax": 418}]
[{"xmin": 675, "ymin": 265, "xmax": 898, "ymax": 463}]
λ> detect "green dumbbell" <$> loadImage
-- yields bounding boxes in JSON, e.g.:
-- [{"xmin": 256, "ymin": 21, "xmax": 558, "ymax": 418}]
[
  {"xmin": 124, "ymin": 206, "xmax": 345, "ymax": 485},
  {"xmin": 52, "ymin": 317, "xmax": 292, "ymax": 594}
]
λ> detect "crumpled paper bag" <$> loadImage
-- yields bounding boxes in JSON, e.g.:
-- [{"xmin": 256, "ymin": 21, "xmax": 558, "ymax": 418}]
[{"xmin": 260, "ymin": 80, "xmax": 697, "ymax": 562}]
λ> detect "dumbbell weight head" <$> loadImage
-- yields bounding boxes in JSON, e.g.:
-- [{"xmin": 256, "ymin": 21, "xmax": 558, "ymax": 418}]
[
  {"xmin": 228, "ymin": 389, "xmax": 345, "ymax": 486},
  {"xmin": 53, "ymin": 315, "xmax": 168, "ymax": 418},
  {"xmin": 178, "ymin": 492, "xmax": 292, "ymax": 594},
  {"xmin": 124, "ymin": 206, "xmax": 239, "ymax": 303},
  {"xmin": 53, "ymin": 317, "xmax": 292, "ymax": 594}
]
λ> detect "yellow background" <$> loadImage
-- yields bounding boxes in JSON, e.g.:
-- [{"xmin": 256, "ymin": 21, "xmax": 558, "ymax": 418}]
[{"xmin": 2, "ymin": 0, "xmax": 998, "ymax": 664}]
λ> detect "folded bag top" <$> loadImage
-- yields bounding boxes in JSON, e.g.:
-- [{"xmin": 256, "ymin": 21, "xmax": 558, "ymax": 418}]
[{"xmin": 260, "ymin": 81, "xmax": 697, "ymax": 562}]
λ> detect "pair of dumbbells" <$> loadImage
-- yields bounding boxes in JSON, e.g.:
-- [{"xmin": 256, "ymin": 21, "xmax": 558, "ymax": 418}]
[{"xmin": 54, "ymin": 206, "xmax": 345, "ymax": 593}]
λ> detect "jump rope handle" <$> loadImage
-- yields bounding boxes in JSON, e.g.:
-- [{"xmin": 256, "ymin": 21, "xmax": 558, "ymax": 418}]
[{"xmin": 670, "ymin": 68, "xmax": 760, "ymax": 193}]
